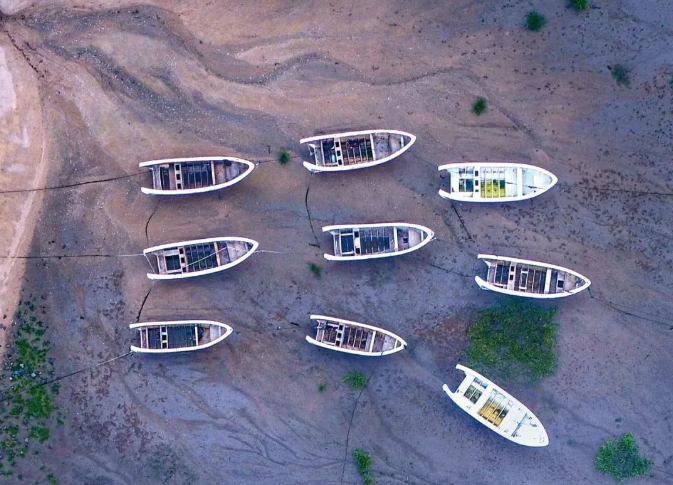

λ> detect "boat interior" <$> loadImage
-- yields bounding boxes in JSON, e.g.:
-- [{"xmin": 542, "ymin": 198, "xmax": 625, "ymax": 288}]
[
  {"xmin": 315, "ymin": 319, "xmax": 398, "ymax": 353},
  {"xmin": 331, "ymin": 226, "xmax": 423, "ymax": 257},
  {"xmin": 448, "ymin": 166, "xmax": 550, "ymax": 199},
  {"xmin": 138, "ymin": 324, "xmax": 210, "ymax": 350},
  {"xmin": 486, "ymin": 259, "xmax": 582, "ymax": 294},
  {"xmin": 149, "ymin": 159, "xmax": 245, "ymax": 190},
  {"xmin": 309, "ymin": 133, "xmax": 407, "ymax": 167},
  {"xmin": 152, "ymin": 240, "xmax": 250, "ymax": 275}
]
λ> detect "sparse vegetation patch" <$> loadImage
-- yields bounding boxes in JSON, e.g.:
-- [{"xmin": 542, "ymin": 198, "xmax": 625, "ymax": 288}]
[
  {"xmin": 569, "ymin": 0, "xmax": 589, "ymax": 10},
  {"xmin": 472, "ymin": 98, "xmax": 487, "ymax": 115},
  {"xmin": 343, "ymin": 371, "xmax": 367, "ymax": 390},
  {"xmin": 318, "ymin": 382, "xmax": 328, "ymax": 393},
  {"xmin": 610, "ymin": 65, "xmax": 630, "ymax": 86},
  {"xmin": 308, "ymin": 262, "xmax": 322, "ymax": 277},
  {"xmin": 525, "ymin": 11, "xmax": 546, "ymax": 32},
  {"xmin": 278, "ymin": 150, "xmax": 290, "ymax": 165},
  {"xmin": 353, "ymin": 448, "xmax": 373, "ymax": 485},
  {"xmin": 595, "ymin": 433, "xmax": 652, "ymax": 482},
  {"xmin": 465, "ymin": 300, "xmax": 559, "ymax": 385},
  {"xmin": 0, "ymin": 298, "xmax": 61, "ymax": 483}
]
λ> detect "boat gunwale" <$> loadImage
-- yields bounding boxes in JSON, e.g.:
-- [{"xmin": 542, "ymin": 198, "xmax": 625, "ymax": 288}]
[
  {"xmin": 437, "ymin": 161, "xmax": 558, "ymax": 202},
  {"xmin": 321, "ymin": 222, "xmax": 434, "ymax": 261},
  {"xmin": 443, "ymin": 364, "xmax": 548, "ymax": 447},
  {"xmin": 139, "ymin": 156, "xmax": 255, "ymax": 196},
  {"xmin": 475, "ymin": 253, "xmax": 591, "ymax": 298},
  {"xmin": 129, "ymin": 319, "xmax": 234, "ymax": 354},
  {"xmin": 300, "ymin": 129, "xmax": 416, "ymax": 173},
  {"xmin": 306, "ymin": 314, "xmax": 407, "ymax": 356},
  {"xmin": 144, "ymin": 236, "xmax": 259, "ymax": 280}
]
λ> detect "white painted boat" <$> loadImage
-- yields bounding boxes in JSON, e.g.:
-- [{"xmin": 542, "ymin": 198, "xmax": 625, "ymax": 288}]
[
  {"xmin": 443, "ymin": 364, "xmax": 549, "ymax": 447},
  {"xmin": 144, "ymin": 237, "xmax": 258, "ymax": 280},
  {"xmin": 301, "ymin": 129, "xmax": 416, "ymax": 172},
  {"xmin": 306, "ymin": 315, "xmax": 406, "ymax": 356},
  {"xmin": 322, "ymin": 222, "xmax": 433, "ymax": 261},
  {"xmin": 129, "ymin": 320, "xmax": 233, "ymax": 354},
  {"xmin": 437, "ymin": 162, "xmax": 557, "ymax": 202},
  {"xmin": 139, "ymin": 156, "xmax": 255, "ymax": 195},
  {"xmin": 475, "ymin": 254, "xmax": 591, "ymax": 299}
]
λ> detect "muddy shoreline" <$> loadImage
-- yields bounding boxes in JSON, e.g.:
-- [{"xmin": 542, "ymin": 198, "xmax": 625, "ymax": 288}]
[{"xmin": 1, "ymin": 1, "xmax": 672, "ymax": 484}]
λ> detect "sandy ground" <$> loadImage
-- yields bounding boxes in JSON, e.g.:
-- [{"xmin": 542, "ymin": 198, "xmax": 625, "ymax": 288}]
[{"xmin": 1, "ymin": 1, "xmax": 672, "ymax": 484}]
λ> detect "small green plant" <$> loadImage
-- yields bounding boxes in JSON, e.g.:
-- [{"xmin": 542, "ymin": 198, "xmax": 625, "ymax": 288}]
[
  {"xmin": 353, "ymin": 448, "xmax": 373, "ymax": 484},
  {"xmin": 308, "ymin": 262, "xmax": 322, "ymax": 277},
  {"xmin": 28, "ymin": 426, "xmax": 50, "ymax": 443},
  {"xmin": 318, "ymin": 383, "xmax": 328, "ymax": 393},
  {"xmin": 472, "ymin": 98, "xmax": 487, "ymax": 115},
  {"xmin": 595, "ymin": 433, "xmax": 652, "ymax": 482},
  {"xmin": 525, "ymin": 11, "xmax": 546, "ymax": 31},
  {"xmin": 569, "ymin": 0, "xmax": 589, "ymax": 10},
  {"xmin": 343, "ymin": 371, "xmax": 367, "ymax": 390},
  {"xmin": 466, "ymin": 300, "xmax": 559, "ymax": 385},
  {"xmin": 278, "ymin": 150, "xmax": 290, "ymax": 165},
  {"xmin": 610, "ymin": 65, "xmax": 630, "ymax": 86},
  {"xmin": 46, "ymin": 474, "xmax": 58, "ymax": 484}
]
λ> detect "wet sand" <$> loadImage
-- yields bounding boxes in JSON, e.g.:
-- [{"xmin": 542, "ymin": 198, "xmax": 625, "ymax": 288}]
[{"xmin": 1, "ymin": 1, "xmax": 672, "ymax": 484}]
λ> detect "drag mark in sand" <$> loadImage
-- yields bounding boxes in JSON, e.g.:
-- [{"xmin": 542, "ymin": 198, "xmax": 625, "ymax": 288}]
[
  {"xmin": 339, "ymin": 360, "xmax": 382, "ymax": 485},
  {"xmin": 0, "ymin": 171, "xmax": 145, "ymax": 194},
  {"xmin": 450, "ymin": 204, "xmax": 474, "ymax": 243},
  {"xmin": 144, "ymin": 199, "xmax": 161, "ymax": 245},
  {"xmin": 135, "ymin": 285, "xmax": 154, "ymax": 322},
  {"xmin": 304, "ymin": 174, "xmax": 320, "ymax": 245}
]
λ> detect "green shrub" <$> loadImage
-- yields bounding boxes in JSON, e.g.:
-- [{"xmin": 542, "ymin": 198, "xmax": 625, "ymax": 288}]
[
  {"xmin": 28, "ymin": 426, "xmax": 50, "ymax": 443},
  {"xmin": 569, "ymin": 0, "xmax": 589, "ymax": 10},
  {"xmin": 611, "ymin": 65, "xmax": 630, "ymax": 86},
  {"xmin": 466, "ymin": 300, "xmax": 558, "ymax": 384},
  {"xmin": 308, "ymin": 263, "xmax": 322, "ymax": 277},
  {"xmin": 353, "ymin": 448, "xmax": 373, "ymax": 484},
  {"xmin": 525, "ymin": 11, "xmax": 546, "ymax": 32},
  {"xmin": 318, "ymin": 383, "xmax": 328, "ymax": 393},
  {"xmin": 278, "ymin": 150, "xmax": 290, "ymax": 165},
  {"xmin": 595, "ymin": 434, "xmax": 652, "ymax": 482},
  {"xmin": 343, "ymin": 371, "xmax": 367, "ymax": 390},
  {"xmin": 472, "ymin": 98, "xmax": 487, "ymax": 115}
]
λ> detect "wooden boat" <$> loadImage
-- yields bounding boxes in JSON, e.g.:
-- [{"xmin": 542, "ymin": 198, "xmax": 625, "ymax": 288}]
[
  {"xmin": 144, "ymin": 237, "xmax": 258, "ymax": 280},
  {"xmin": 475, "ymin": 254, "xmax": 591, "ymax": 298},
  {"xmin": 129, "ymin": 320, "xmax": 233, "ymax": 354},
  {"xmin": 306, "ymin": 315, "xmax": 406, "ymax": 356},
  {"xmin": 443, "ymin": 364, "xmax": 549, "ymax": 447},
  {"xmin": 322, "ymin": 222, "xmax": 433, "ymax": 261},
  {"xmin": 301, "ymin": 129, "xmax": 416, "ymax": 172},
  {"xmin": 437, "ymin": 162, "xmax": 557, "ymax": 202},
  {"xmin": 139, "ymin": 156, "xmax": 255, "ymax": 195}
]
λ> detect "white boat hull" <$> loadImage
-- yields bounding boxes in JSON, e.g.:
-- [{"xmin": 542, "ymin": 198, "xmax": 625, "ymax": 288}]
[
  {"xmin": 443, "ymin": 364, "xmax": 549, "ymax": 447},
  {"xmin": 322, "ymin": 222, "xmax": 434, "ymax": 261},
  {"xmin": 301, "ymin": 129, "xmax": 416, "ymax": 173},
  {"xmin": 144, "ymin": 236, "xmax": 259, "ymax": 280},
  {"xmin": 139, "ymin": 156, "xmax": 255, "ymax": 196},
  {"xmin": 438, "ymin": 162, "xmax": 557, "ymax": 203},
  {"xmin": 306, "ymin": 314, "xmax": 406, "ymax": 356},
  {"xmin": 129, "ymin": 320, "xmax": 233, "ymax": 354},
  {"xmin": 475, "ymin": 254, "xmax": 591, "ymax": 298}
]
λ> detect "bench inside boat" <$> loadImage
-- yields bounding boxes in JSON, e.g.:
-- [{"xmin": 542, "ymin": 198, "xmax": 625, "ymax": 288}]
[
  {"xmin": 331, "ymin": 226, "xmax": 422, "ymax": 257},
  {"xmin": 150, "ymin": 159, "xmax": 245, "ymax": 191},
  {"xmin": 316, "ymin": 320, "xmax": 398, "ymax": 353},
  {"xmin": 139, "ymin": 324, "xmax": 206, "ymax": 350},
  {"xmin": 154, "ymin": 240, "xmax": 251, "ymax": 275},
  {"xmin": 310, "ymin": 132, "xmax": 407, "ymax": 168},
  {"xmin": 448, "ymin": 166, "xmax": 550, "ymax": 199},
  {"xmin": 487, "ymin": 260, "xmax": 580, "ymax": 294}
]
